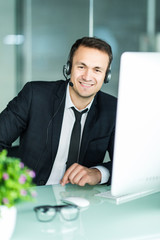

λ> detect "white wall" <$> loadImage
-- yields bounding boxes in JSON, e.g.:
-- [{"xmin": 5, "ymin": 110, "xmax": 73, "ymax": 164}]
[{"xmin": 0, "ymin": 0, "xmax": 16, "ymax": 112}]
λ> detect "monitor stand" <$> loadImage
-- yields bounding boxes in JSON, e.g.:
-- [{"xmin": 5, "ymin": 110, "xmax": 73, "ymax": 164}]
[{"xmin": 95, "ymin": 188, "xmax": 160, "ymax": 204}]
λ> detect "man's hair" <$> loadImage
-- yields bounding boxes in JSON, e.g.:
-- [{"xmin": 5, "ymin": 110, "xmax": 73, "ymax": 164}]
[{"xmin": 68, "ymin": 36, "xmax": 113, "ymax": 68}]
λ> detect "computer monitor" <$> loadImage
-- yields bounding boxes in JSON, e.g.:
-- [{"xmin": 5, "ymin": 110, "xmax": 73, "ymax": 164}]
[{"xmin": 97, "ymin": 52, "xmax": 160, "ymax": 204}]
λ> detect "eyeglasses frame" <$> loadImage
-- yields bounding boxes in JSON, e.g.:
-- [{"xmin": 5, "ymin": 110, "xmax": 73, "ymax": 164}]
[{"xmin": 34, "ymin": 204, "xmax": 79, "ymax": 222}]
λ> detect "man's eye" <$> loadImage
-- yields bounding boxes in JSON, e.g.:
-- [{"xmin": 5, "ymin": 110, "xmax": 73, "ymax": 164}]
[{"xmin": 78, "ymin": 66, "xmax": 84, "ymax": 69}]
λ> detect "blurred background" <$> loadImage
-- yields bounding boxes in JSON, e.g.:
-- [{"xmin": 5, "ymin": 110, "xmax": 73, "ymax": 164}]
[{"xmin": 0, "ymin": 0, "xmax": 160, "ymax": 112}]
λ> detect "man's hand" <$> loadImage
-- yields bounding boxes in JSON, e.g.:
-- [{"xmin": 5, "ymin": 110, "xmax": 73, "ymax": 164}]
[{"xmin": 60, "ymin": 163, "xmax": 101, "ymax": 186}]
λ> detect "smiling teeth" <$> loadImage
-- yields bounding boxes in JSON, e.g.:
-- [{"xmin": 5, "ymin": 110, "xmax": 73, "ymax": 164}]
[{"xmin": 81, "ymin": 82, "xmax": 92, "ymax": 86}]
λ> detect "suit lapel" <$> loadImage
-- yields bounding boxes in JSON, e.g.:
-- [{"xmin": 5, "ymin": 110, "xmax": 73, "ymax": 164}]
[{"xmin": 49, "ymin": 83, "xmax": 66, "ymax": 162}]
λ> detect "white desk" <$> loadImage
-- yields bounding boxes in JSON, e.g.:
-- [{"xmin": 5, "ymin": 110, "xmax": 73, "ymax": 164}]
[{"xmin": 12, "ymin": 184, "xmax": 160, "ymax": 240}]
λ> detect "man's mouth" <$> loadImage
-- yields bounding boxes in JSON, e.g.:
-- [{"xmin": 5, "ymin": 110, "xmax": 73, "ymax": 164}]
[{"xmin": 79, "ymin": 81, "xmax": 94, "ymax": 87}]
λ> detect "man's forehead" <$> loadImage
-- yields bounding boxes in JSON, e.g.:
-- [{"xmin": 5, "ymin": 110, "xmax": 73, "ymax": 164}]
[
  {"xmin": 74, "ymin": 55, "xmax": 109, "ymax": 72},
  {"xmin": 74, "ymin": 46, "xmax": 109, "ymax": 60}
]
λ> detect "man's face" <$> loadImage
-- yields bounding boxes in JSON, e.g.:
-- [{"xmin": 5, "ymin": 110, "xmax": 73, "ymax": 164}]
[{"xmin": 69, "ymin": 45, "xmax": 110, "ymax": 106}]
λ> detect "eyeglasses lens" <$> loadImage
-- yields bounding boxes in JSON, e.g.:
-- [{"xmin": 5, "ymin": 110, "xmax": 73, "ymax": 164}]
[
  {"xmin": 60, "ymin": 206, "xmax": 79, "ymax": 221},
  {"xmin": 36, "ymin": 208, "xmax": 56, "ymax": 222}
]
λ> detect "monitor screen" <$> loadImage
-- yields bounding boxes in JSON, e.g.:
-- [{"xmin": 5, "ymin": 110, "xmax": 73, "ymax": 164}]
[{"xmin": 111, "ymin": 52, "xmax": 160, "ymax": 197}]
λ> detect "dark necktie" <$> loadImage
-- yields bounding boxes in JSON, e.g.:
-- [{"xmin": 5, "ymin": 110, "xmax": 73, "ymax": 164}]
[{"xmin": 66, "ymin": 107, "xmax": 88, "ymax": 169}]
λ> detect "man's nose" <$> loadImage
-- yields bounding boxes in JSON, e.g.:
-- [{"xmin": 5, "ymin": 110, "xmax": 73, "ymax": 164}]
[{"xmin": 82, "ymin": 69, "xmax": 92, "ymax": 80}]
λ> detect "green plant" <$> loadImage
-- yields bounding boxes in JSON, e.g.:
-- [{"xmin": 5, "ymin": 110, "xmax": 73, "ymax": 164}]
[{"xmin": 0, "ymin": 149, "xmax": 36, "ymax": 207}]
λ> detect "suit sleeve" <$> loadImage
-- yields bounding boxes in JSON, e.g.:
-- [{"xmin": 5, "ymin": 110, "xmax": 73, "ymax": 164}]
[
  {"xmin": 0, "ymin": 82, "xmax": 32, "ymax": 151},
  {"xmin": 101, "ymin": 128, "xmax": 115, "ymax": 184}
]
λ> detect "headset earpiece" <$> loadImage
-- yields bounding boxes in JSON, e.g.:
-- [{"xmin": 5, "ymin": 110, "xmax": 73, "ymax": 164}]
[
  {"xmin": 63, "ymin": 61, "xmax": 71, "ymax": 80},
  {"xmin": 104, "ymin": 66, "xmax": 111, "ymax": 84}
]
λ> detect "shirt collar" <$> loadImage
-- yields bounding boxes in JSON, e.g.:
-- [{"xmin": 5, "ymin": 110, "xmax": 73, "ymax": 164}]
[{"xmin": 65, "ymin": 84, "xmax": 93, "ymax": 112}]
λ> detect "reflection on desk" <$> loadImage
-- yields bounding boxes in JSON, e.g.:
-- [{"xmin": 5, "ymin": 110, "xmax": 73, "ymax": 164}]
[{"xmin": 12, "ymin": 184, "xmax": 160, "ymax": 240}]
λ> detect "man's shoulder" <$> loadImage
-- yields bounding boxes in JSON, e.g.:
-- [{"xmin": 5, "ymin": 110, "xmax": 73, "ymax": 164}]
[
  {"xmin": 97, "ymin": 90, "xmax": 117, "ymax": 105},
  {"xmin": 26, "ymin": 80, "xmax": 66, "ymax": 88},
  {"xmin": 94, "ymin": 91, "xmax": 117, "ymax": 117},
  {"xmin": 22, "ymin": 80, "xmax": 66, "ymax": 94}
]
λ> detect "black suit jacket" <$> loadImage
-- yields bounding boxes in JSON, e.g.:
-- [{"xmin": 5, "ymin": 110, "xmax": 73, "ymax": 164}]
[{"xmin": 0, "ymin": 80, "xmax": 117, "ymax": 185}]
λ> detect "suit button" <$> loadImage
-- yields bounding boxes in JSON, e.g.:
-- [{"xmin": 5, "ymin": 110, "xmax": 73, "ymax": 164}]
[{"xmin": 39, "ymin": 180, "xmax": 45, "ymax": 185}]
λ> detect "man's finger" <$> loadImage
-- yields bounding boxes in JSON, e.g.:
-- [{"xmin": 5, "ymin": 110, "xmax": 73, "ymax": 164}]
[{"xmin": 61, "ymin": 163, "xmax": 79, "ymax": 185}]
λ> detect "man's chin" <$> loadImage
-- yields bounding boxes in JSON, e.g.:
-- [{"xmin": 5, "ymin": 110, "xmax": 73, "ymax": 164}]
[
  {"xmin": 77, "ymin": 91, "xmax": 96, "ymax": 99},
  {"xmin": 71, "ymin": 86, "xmax": 97, "ymax": 100}
]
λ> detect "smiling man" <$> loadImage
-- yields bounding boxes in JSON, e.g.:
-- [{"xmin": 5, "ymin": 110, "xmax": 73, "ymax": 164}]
[{"xmin": 0, "ymin": 37, "xmax": 117, "ymax": 186}]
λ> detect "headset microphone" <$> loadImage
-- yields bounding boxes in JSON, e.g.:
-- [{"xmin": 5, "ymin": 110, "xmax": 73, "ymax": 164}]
[{"xmin": 69, "ymin": 81, "xmax": 73, "ymax": 87}]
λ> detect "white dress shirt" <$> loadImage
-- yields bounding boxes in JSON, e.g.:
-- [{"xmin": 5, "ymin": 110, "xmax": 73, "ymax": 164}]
[{"xmin": 46, "ymin": 85, "xmax": 110, "ymax": 185}]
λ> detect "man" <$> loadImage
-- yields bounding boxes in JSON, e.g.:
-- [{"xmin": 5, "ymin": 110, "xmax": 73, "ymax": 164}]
[{"xmin": 0, "ymin": 37, "xmax": 117, "ymax": 186}]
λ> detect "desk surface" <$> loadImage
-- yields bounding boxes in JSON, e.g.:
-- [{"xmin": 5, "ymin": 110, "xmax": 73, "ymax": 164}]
[{"xmin": 12, "ymin": 184, "xmax": 160, "ymax": 240}]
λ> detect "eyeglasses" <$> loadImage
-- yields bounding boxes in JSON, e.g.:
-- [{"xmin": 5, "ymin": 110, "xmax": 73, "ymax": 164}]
[{"xmin": 34, "ymin": 204, "xmax": 79, "ymax": 222}]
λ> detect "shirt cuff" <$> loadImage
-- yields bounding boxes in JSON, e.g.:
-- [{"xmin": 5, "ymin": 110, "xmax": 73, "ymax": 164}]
[{"xmin": 91, "ymin": 166, "xmax": 110, "ymax": 184}]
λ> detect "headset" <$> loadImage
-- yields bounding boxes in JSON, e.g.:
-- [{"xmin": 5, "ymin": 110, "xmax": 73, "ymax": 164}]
[{"xmin": 63, "ymin": 60, "xmax": 111, "ymax": 84}]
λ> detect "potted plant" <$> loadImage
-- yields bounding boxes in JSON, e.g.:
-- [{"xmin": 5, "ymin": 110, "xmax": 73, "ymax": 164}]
[{"xmin": 0, "ymin": 149, "xmax": 36, "ymax": 239}]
